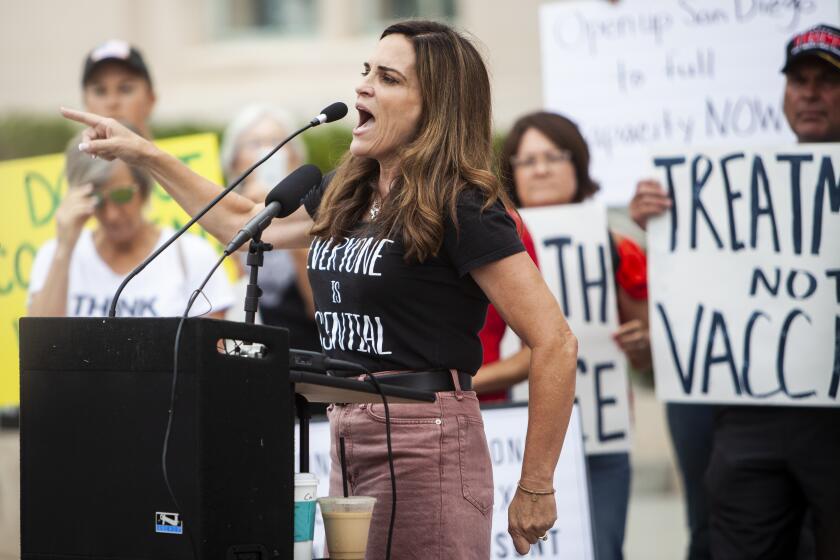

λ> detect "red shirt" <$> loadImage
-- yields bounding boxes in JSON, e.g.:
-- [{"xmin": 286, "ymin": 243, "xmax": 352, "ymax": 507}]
[{"xmin": 613, "ymin": 235, "xmax": 648, "ymax": 300}]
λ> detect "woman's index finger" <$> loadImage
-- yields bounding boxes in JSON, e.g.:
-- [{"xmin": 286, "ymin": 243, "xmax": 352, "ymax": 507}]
[{"xmin": 59, "ymin": 107, "xmax": 104, "ymax": 127}]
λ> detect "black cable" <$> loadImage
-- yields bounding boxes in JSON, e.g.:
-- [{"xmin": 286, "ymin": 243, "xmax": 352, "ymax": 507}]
[
  {"xmin": 364, "ymin": 372, "xmax": 396, "ymax": 560},
  {"xmin": 163, "ymin": 252, "xmax": 226, "ymax": 560}
]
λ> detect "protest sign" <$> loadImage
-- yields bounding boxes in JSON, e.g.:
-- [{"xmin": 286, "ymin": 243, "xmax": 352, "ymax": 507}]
[
  {"xmin": 0, "ymin": 133, "xmax": 227, "ymax": 407},
  {"xmin": 299, "ymin": 404, "xmax": 593, "ymax": 559},
  {"xmin": 539, "ymin": 0, "xmax": 838, "ymax": 204},
  {"xmin": 503, "ymin": 202, "xmax": 631, "ymax": 455},
  {"xmin": 648, "ymin": 144, "xmax": 840, "ymax": 406}
]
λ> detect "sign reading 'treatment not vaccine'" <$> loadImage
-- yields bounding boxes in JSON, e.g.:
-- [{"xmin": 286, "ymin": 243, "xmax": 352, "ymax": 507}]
[{"xmin": 648, "ymin": 144, "xmax": 840, "ymax": 406}]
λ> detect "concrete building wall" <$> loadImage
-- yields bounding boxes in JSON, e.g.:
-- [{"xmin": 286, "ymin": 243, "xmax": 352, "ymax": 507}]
[{"xmin": 0, "ymin": 0, "xmax": 553, "ymax": 129}]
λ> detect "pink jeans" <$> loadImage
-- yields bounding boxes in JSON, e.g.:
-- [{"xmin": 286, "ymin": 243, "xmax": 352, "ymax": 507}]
[{"xmin": 327, "ymin": 385, "xmax": 494, "ymax": 560}]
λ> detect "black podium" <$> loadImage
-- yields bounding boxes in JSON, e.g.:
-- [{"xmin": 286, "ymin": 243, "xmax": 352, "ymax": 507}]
[{"xmin": 19, "ymin": 317, "xmax": 434, "ymax": 560}]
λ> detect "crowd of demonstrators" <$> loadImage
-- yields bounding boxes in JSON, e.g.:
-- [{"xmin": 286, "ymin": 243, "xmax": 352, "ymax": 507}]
[
  {"xmin": 219, "ymin": 104, "xmax": 320, "ymax": 350},
  {"xmin": 28, "ymin": 41, "xmax": 233, "ymax": 319},
  {"xmin": 27, "ymin": 18, "xmax": 839, "ymax": 560},
  {"xmin": 61, "ymin": 20, "xmax": 578, "ymax": 558},
  {"xmin": 475, "ymin": 111, "xmax": 651, "ymax": 560},
  {"xmin": 629, "ymin": 24, "xmax": 840, "ymax": 560}
]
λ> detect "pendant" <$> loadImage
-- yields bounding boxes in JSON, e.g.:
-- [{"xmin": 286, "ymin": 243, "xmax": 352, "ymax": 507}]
[{"xmin": 369, "ymin": 199, "xmax": 381, "ymax": 220}]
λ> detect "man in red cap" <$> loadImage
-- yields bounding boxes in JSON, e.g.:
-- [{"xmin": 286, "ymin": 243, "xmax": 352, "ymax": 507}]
[
  {"xmin": 780, "ymin": 24, "xmax": 840, "ymax": 143},
  {"xmin": 630, "ymin": 23, "xmax": 840, "ymax": 560}
]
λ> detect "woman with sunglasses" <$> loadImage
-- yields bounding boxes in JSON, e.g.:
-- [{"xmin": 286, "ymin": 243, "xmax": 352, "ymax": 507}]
[{"xmin": 27, "ymin": 134, "xmax": 233, "ymax": 318}]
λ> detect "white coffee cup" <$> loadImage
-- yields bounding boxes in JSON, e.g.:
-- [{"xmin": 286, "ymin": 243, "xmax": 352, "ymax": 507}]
[{"xmin": 294, "ymin": 472, "xmax": 319, "ymax": 560}]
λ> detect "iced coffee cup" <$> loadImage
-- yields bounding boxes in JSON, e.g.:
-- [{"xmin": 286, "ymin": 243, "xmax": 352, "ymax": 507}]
[{"xmin": 317, "ymin": 496, "xmax": 376, "ymax": 560}]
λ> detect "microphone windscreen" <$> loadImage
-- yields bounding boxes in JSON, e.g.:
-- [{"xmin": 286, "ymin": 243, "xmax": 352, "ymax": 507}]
[
  {"xmin": 320, "ymin": 102, "xmax": 348, "ymax": 123},
  {"xmin": 265, "ymin": 164, "xmax": 323, "ymax": 218}
]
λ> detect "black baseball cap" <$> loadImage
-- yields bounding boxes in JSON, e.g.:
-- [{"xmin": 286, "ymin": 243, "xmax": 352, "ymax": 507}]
[
  {"xmin": 81, "ymin": 39, "xmax": 153, "ymax": 87},
  {"xmin": 781, "ymin": 24, "xmax": 840, "ymax": 73}
]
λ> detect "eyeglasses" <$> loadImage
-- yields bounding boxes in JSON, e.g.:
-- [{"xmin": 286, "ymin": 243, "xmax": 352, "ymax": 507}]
[
  {"xmin": 510, "ymin": 150, "xmax": 572, "ymax": 170},
  {"xmin": 91, "ymin": 185, "xmax": 138, "ymax": 208}
]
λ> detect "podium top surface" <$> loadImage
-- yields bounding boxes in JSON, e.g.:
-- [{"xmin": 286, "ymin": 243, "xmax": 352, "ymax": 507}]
[
  {"xmin": 20, "ymin": 317, "xmax": 436, "ymax": 405},
  {"xmin": 19, "ymin": 317, "xmax": 285, "ymax": 372},
  {"xmin": 290, "ymin": 371, "xmax": 436, "ymax": 404}
]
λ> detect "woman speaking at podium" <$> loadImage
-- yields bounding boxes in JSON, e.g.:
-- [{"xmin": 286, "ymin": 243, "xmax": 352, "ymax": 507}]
[{"xmin": 62, "ymin": 20, "xmax": 578, "ymax": 559}]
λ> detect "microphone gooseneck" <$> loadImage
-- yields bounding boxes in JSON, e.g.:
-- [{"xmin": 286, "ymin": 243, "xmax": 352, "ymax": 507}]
[
  {"xmin": 107, "ymin": 104, "xmax": 346, "ymax": 317},
  {"xmin": 224, "ymin": 164, "xmax": 322, "ymax": 254}
]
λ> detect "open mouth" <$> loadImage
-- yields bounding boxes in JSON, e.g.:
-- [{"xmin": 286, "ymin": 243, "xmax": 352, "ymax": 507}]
[{"xmin": 353, "ymin": 106, "xmax": 375, "ymax": 134}]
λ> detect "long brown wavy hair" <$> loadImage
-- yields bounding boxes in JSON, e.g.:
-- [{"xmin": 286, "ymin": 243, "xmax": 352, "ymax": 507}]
[{"xmin": 309, "ymin": 20, "xmax": 508, "ymax": 263}]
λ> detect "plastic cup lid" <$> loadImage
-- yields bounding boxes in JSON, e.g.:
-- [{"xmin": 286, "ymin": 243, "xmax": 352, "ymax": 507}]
[
  {"xmin": 317, "ymin": 496, "xmax": 376, "ymax": 513},
  {"xmin": 294, "ymin": 472, "xmax": 319, "ymax": 485}
]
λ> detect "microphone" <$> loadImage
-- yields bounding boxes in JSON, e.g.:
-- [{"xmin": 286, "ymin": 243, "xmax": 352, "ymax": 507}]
[
  {"xmin": 225, "ymin": 164, "xmax": 322, "ymax": 254},
  {"xmin": 289, "ymin": 349, "xmax": 367, "ymax": 374},
  {"xmin": 310, "ymin": 102, "xmax": 348, "ymax": 126},
  {"xmin": 106, "ymin": 103, "xmax": 346, "ymax": 317}
]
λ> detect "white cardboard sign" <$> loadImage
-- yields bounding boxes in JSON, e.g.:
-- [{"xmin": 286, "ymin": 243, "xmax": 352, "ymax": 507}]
[
  {"xmin": 648, "ymin": 144, "xmax": 840, "ymax": 406},
  {"xmin": 539, "ymin": 0, "xmax": 839, "ymax": 204},
  {"xmin": 298, "ymin": 404, "xmax": 593, "ymax": 559},
  {"xmin": 504, "ymin": 202, "xmax": 631, "ymax": 455}
]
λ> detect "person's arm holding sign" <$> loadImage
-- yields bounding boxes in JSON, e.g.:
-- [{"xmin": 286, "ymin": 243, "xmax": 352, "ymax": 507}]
[
  {"xmin": 611, "ymin": 231, "xmax": 653, "ymax": 372},
  {"xmin": 617, "ymin": 180, "xmax": 671, "ymax": 371},
  {"xmin": 614, "ymin": 292, "xmax": 651, "ymax": 372},
  {"xmin": 59, "ymin": 108, "xmax": 315, "ymax": 250},
  {"xmin": 473, "ymin": 346, "xmax": 531, "ymax": 394},
  {"xmin": 472, "ymin": 252, "xmax": 578, "ymax": 554},
  {"xmin": 629, "ymin": 179, "xmax": 670, "ymax": 231}
]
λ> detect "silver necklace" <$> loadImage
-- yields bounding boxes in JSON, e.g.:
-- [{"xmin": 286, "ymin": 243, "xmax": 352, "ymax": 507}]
[{"xmin": 369, "ymin": 197, "xmax": 381, "ymax": 220}]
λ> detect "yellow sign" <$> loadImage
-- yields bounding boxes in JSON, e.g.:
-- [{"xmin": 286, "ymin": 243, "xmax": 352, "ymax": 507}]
[{"xmin": 0, "ymin": 133, "xmax": 232, "ymax": 407}]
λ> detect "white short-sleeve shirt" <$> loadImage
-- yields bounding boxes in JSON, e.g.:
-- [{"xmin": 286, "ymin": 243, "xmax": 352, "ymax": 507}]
[{"xmin": 28, "ymin": 228, "xmax": 235, "ymax": 317}]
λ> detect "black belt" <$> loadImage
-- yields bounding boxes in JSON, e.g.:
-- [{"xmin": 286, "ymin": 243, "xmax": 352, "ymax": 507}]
[{"xmin": 374, "ymin": 370, "xmax": 472, "ymax": 392}]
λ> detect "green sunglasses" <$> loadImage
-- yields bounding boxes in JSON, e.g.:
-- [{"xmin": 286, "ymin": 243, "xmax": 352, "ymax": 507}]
[{"xmin": 91, "ymin": 185, "xmax": 138, "ymax": 208}]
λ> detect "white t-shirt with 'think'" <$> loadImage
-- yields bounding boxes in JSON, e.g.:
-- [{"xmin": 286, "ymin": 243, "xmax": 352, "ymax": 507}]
[{"xmin": 28, "ymin": 228, "xmax": 234, "ymax": 317}]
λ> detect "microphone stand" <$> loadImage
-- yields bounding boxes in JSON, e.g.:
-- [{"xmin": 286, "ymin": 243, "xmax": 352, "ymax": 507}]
[
  {"xmin": 243, "ymin": 232, "xmax": 272, "ymax": 325},
  {"xmin": 243, "ymin": 235, "xmax": 312, "ymax": 471}
]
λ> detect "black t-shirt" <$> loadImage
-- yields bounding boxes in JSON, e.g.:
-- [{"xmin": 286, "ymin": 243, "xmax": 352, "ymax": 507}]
[{"xmin": 303, "ymin": 176, "xmax": 524, "ymax": 374}]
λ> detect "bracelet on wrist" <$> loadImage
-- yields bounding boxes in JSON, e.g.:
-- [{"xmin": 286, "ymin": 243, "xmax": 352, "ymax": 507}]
[{"xmin": 517, "ymin": 481, "xmax": 555, "ymax": 502}]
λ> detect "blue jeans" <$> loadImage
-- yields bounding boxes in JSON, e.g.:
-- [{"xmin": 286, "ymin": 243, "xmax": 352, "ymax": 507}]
[
  {"xmin": 586, "ymin": 452, "xmax": 631, "ymax": 560},
  {"xmin": 666, "ymin": 402, "xmax": 716, "ymax": 560}
]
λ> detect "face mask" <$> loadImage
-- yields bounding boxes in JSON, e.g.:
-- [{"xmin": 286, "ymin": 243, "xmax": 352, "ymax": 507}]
[{"xmin": 254, "ymin": 146, "xmax": 290, "ymax": 192}]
